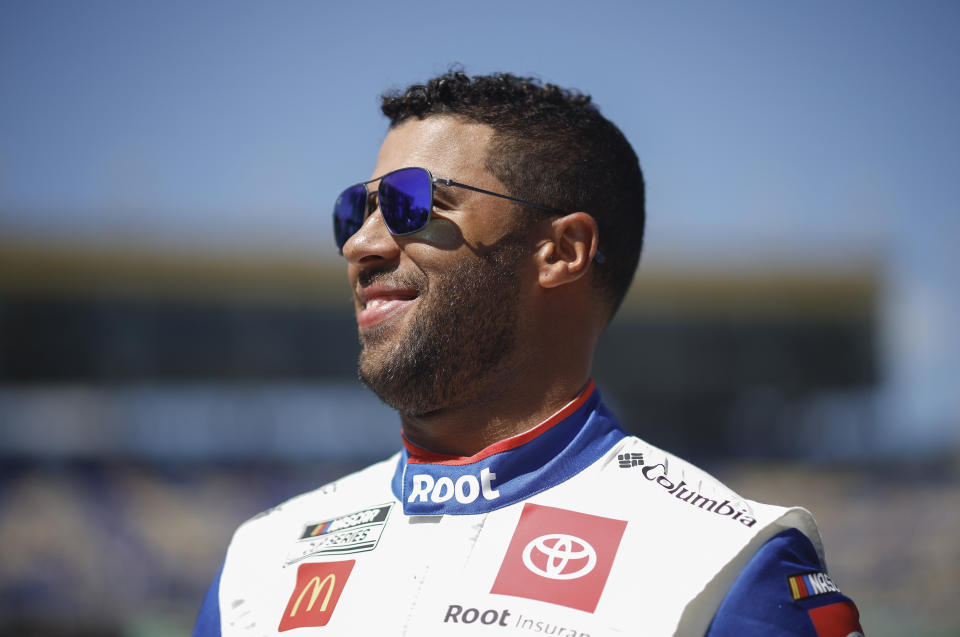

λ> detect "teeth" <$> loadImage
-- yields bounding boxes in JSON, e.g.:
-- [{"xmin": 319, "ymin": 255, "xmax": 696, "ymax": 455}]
[{"xmin": 364, "ymin": 296, "xmax": 415, "ymax": 310}]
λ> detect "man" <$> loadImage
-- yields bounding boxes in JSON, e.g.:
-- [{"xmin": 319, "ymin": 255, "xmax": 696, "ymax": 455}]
[{"xmin": 194, "ymin": 71, "xmax": 863, "ymax": 636}]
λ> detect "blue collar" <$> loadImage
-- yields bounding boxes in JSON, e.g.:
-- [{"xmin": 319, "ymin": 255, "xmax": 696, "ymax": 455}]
[{"xmin": 390, "ymin": 382, "xmax": 626, "ymax": 515}]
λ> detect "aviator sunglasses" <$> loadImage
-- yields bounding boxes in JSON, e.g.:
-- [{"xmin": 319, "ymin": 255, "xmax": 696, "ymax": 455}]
[{"xmin": 333, "ymin": 166, "xmax": 588, "ymax": 254}]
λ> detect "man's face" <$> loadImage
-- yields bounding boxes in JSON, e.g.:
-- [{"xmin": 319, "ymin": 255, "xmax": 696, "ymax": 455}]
[{"xmin": 341, "ymin": 116, "xmax": 533, "ymax": 417}]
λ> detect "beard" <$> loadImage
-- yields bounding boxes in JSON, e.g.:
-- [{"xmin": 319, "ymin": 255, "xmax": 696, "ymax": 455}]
[{"xmin": 357, "ymin": 237, "xmax": 525, "ymax": 417}]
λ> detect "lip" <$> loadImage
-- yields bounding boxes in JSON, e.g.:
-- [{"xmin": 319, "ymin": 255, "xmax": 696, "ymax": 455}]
[{"xmin": 356, "ymin": 283, "xmax": 419, "ymax": 329}]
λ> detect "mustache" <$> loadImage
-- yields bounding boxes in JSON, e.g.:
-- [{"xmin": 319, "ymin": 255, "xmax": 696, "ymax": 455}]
[{"xmin": 356, "ymin": 267, "xmax": 427, "ymax": 293}]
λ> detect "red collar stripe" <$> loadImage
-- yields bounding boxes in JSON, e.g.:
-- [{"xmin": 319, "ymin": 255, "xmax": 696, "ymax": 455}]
[{"xmin": 402, "ymin": 380, "xmax": 596, "ymax": 466}]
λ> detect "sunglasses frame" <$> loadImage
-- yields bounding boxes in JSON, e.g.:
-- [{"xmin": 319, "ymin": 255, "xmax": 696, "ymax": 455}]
[{"xmin": 334, "ymin": 166, "xmax": 605, "ymax": 262}]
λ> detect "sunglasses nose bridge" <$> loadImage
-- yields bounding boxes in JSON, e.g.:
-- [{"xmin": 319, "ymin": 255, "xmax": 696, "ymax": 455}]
[{"xmin": 341, "ymin": 201, "xmax": 401, "ymax": 265}]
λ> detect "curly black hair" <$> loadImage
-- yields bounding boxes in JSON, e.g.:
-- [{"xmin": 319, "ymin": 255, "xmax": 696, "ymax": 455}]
[{"xmin": 381, "ymin": 69, "xmax": 645, "ymax": 319}]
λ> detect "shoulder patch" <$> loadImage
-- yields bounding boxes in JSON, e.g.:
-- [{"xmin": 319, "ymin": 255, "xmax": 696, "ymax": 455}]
[
  {"xmin": 787, "ymin": 570, "xmax": 841, "ymax": 600},
  {"xmin": 807, "ymin": 600, "xmax": 863, "ymax": 637},
  {"xmin": 286, "ymin": 503, "xmax": 393, "ymax": 564}
]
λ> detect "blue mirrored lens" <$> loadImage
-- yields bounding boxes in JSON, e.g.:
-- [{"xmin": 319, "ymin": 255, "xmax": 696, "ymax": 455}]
[
  {"xmin": 379, "ymin": 168, "xmax": 431, "ymax": 235},
  {"xmin": 333, "ymin": 184, "xmax": 368, "ymax": 249}
]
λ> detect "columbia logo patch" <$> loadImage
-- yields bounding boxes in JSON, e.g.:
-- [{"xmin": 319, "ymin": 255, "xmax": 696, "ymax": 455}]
[
  {"xmin": 787, "ymin": 570, "xmax": 840, "ymax": 600},
  {"xmin": 617, "ymin": 453, "xmax": 644, "ymax": 468}
]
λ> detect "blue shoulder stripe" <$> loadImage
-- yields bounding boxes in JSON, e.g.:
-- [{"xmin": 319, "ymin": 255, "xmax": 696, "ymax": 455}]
[{"xmin": 706, "ymin": 528, "xmax": 864, "ymax": 636}]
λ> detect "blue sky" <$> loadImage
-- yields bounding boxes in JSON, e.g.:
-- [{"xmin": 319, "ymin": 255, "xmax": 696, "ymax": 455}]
[{"xmin": 1, "ymin": 0, "xmax": 957, "ymax": 444}]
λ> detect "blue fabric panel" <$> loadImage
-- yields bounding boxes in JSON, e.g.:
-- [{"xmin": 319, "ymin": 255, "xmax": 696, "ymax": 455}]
[
  {"xmin": 706, "ymin": 528, "xmax": 861, "ymax": 636},
  {"xmin": 192, "ymin": 564, "xmax": 223, "ymax": 637}
]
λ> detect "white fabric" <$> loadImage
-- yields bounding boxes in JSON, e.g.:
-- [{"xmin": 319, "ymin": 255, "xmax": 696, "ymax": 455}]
[{"xmin": 217, "ymin": 435, "xmax": 820, "ymax": 636}]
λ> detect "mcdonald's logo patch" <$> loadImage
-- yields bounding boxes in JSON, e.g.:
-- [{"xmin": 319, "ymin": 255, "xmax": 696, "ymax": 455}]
[{"xmin": 278, "ymin": 560, "xmax": 355, "ymax": 631}]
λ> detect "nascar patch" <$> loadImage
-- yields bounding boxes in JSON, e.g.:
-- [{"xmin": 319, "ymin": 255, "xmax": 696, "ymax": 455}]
[
  {"xmin": 787, "ymin": 570, "xmax": 840, "ymax": 600},
  {"xmin": 286, "ymin": 503, "xmax": 392, "ymax": 564}
]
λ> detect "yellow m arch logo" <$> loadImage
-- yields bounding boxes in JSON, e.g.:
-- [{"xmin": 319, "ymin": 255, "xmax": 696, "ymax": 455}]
[
  {"xmin": 279, "ymin": 560, "xmax": 355, "ymax": 632},
  {"xmin": 290, "ymin": 574, "xmax": 337, "ymax": 617}
]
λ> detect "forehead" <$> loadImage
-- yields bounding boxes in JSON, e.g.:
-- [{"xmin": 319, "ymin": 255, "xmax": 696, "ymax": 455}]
[{"xmin": 372, "ymin": 116, "xmax": 500, "ymax": 187}]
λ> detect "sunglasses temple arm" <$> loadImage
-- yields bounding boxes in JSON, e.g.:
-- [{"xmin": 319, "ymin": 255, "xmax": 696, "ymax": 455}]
[
  {"xmin": 438, "ymin": 179, "xmax": 606, "ymax": 263},
  {"xmin": 435, "ymin": 179, "xmax": 565, "ymax": 215}
]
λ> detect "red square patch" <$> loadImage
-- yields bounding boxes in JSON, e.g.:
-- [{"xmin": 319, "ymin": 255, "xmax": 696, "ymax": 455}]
[
  {"xmin": 490, "ymin": 503, "xmax": 627, "ymax": 613},
  {"xmin": 808, "ymin": 600, "xmax": 864, "ymax": 637},
  {"xmin": 278, "ymin": 560, "xmax": 355, "ymax": 631}
]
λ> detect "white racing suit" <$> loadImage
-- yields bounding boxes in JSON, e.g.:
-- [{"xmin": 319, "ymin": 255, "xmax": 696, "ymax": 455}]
[{"xmin": 194, "ymin": 381, "xmax": 863, "ymax": 636}]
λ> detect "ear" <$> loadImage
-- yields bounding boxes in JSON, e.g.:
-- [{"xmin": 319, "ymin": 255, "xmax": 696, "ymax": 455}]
[{"xmin": 535, "ymin": 212, "xmax": 600, "ymax": 289}]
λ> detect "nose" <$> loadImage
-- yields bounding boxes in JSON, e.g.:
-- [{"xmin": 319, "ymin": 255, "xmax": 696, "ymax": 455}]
[{"xmin": 341, "ymin": 208, "xmax": 402, "ymax": 267}]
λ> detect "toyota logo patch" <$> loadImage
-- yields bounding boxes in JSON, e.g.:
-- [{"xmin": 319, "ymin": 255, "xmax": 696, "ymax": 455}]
[
  {"xmin": 491, "ymin": 503, "xmax": 627, "ymax": 613},
  {"xmin": 522, "ymin": 533, "xmax": 597, "ymax": 580}
]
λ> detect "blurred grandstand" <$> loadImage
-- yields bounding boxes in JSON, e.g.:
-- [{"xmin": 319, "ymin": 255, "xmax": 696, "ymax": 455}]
[{"xmin": 0, "ymin": 239, "xmax": 956, "ymax": 636}]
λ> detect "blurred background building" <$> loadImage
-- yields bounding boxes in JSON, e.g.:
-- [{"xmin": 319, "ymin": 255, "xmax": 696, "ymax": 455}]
[{"xmin": 1, "ymin": 2, "xmax": 957, "ymax": 636}]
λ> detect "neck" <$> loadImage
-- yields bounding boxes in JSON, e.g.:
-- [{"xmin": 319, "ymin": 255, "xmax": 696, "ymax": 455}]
[{"xmin": 399, "ymin": 371, "xmax": 593, "ymax": 457}]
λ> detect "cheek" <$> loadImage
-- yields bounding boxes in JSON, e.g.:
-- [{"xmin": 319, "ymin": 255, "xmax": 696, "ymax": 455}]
[{"xmin": 411, "ymin": 217, "xmax": 463, "ymax": 250}]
